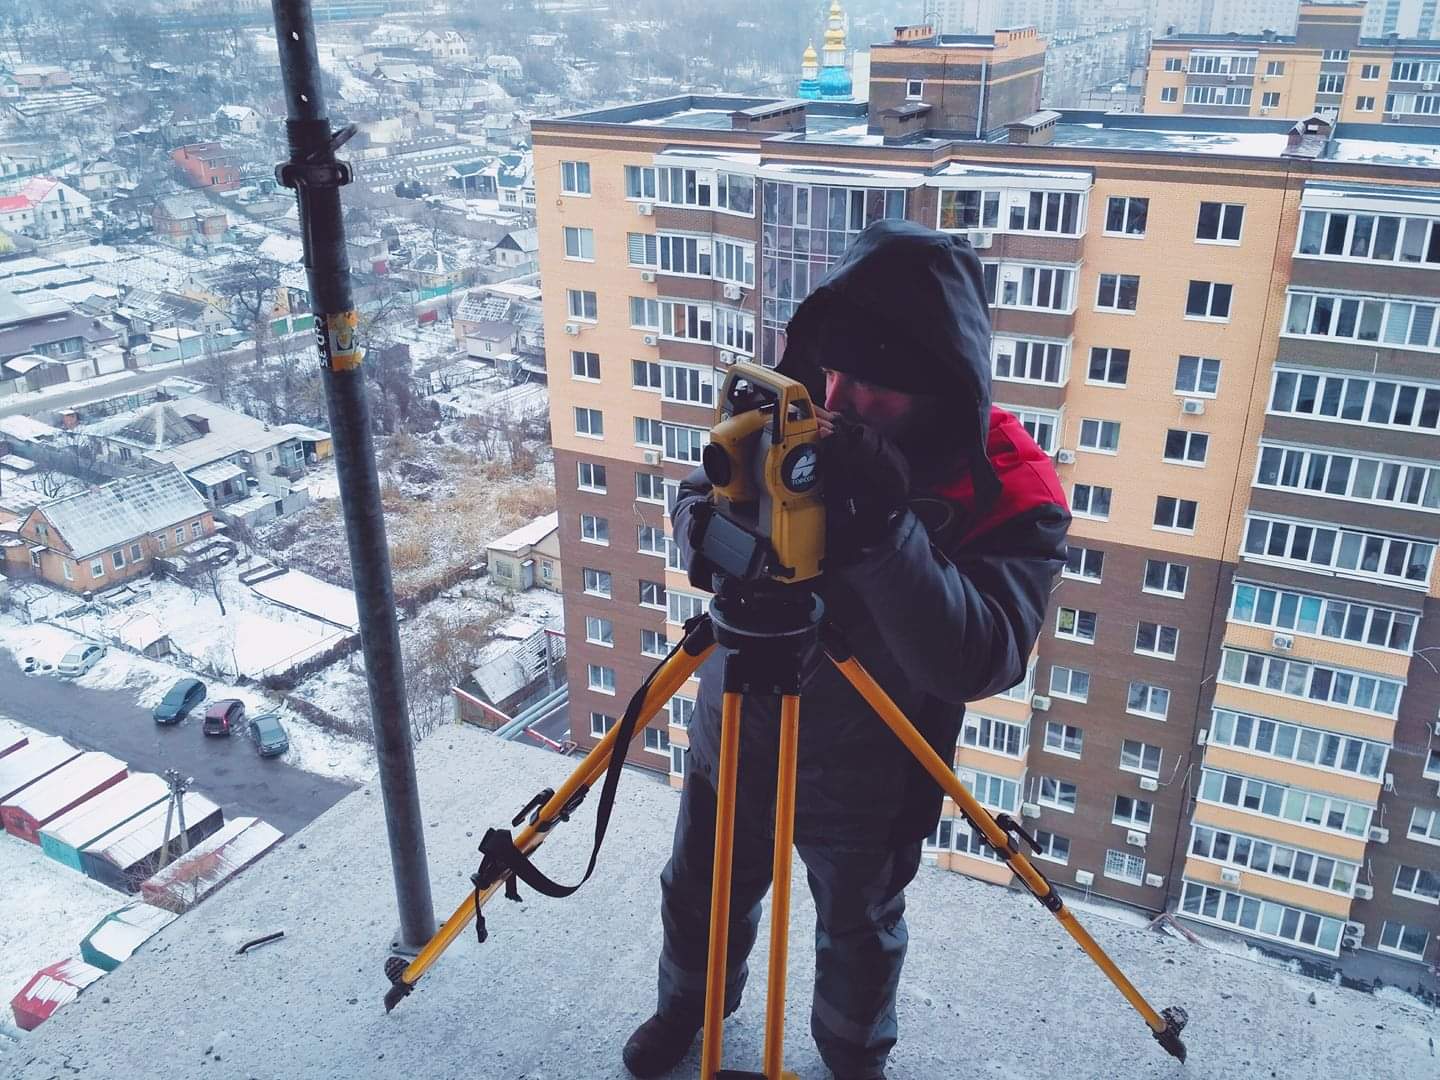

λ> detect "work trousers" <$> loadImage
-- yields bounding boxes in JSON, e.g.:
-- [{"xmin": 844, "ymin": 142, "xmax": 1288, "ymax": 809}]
[{"xmin": 655, "ymin": 766, "xmax": 922, "ymax": 1080}]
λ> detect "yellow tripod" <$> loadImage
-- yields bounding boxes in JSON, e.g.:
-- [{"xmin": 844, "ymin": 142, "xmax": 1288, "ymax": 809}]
[{"xmin": 383, "ymin": 586, "xmax": 1189, "ymax": 1076}]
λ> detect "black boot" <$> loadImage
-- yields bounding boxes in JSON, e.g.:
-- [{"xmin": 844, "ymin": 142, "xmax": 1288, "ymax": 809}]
[{"xmin": 622, "ymin": 1013, "xmax": 701, "ymax": 1078}]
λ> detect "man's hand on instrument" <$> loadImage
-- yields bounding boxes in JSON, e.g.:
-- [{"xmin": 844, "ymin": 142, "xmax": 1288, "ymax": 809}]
[{"xmin": 819, "ymin": 415, "xmax": 910, "ymax": 564}]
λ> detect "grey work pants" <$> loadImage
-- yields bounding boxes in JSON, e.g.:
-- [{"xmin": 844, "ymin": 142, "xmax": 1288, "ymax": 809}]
[{"xmin": 655, "ymin": 766, "xmax": 922, "ymax": 1080}]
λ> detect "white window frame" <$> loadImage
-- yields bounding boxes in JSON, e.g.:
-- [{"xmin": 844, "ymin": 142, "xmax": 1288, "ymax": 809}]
[
  {"xmin": 1378, "ymin": 920, "xmax": 1429, "ymax": 960},
  {"xmin": 1120, "ymin": 738, "xmax": 1163, "ymax": 777},
  {"xmin": 1112, "ymin": 794, "xmax": 1154, "ymax": 832},
  {"xmin": 1095, "ymin": 273, "xmax": 1140, "ymax": 313},
  {"xmin": 1210, "ymin": 707, "xmax": 1388, "ymax": 783},
  {"xmin": 643, "ymin": 727, "xmax": 671, "ymax": 755},
  {"xmin": 1103, "ymin": 196, "xmax": 1148, "ymax": 238},
  {"xmin": 1055, "ymin": 606, "xmax": 1097, "ymax": 644},
  {"xmin": 563, "ymin": 225, "xmax": 595, "ymax": 261},
  {"xmin": 1160, "ymin": 87, "xmax": 1178, "ymax": 103},
  {"xmin": 1135, "ymin": 621, "xmax": 1179, "ymax": 660},
  {"xmin": 571, "ymin": 349, "xmax": 600, "ymax": 381},
  {"xmin": 1037, "ymin": 775, "xmax": 1078, "ymax": 813},
  {"xmin": 1196, "ymin": 202, "xmax": 1244, "ymax": 244},
  {"xmin": 580, "ymin": 513, "xmax": 609, "ymax": 546},
  {"xmin": 625, "ymin": 165, "xmax": 657, "ymax": 200},
  {"xmin": 1126, "ymin": 681, "xmax": 1170, "ymax": 720},
  {"xmin": 1042, "ymin": 721, "xmax": 1084, "ymax": 758},
  {"xmin": 635, "ymin": 472, "xmax": 666, "ymax": 504},
  {"xmin": 1071, "ymin": 483, "xmax": 1112, "ymax": 521},
  {"xmin": 1143, "ymin": 559, "xmax": 1189, "ymax": 598},
  {"xmin": 1086, "ymin": 346, "xmax": 1129, "ymax": 387},
  {"xmin": 1408, "ymin": 807, "xmax": 1440, "ymax": 847},
  {"xmin": 1049, "ymin": 665, "xmax": 1091, "ymax": 703},
  {"xmin": 1104, "ymin": 849, "xmax": 1146, "ymax": 885},
  {"xmin": 1185, "ymin": 279, "xmax": 1233, "ymax": 321},
  {"xmin": 560, "ymin": 160, "xmax": 591, "ymax": 195},
  {"xmin": 638, "ymin": 578, "xmax": 666, "ymax": 610},
  {"xmin": 1000, "ymin": 406, "xmax": 1060, "ymax": 454},
  {"xmin": 588, "ymin": 664, "xmax": 616, "ymax": 695},
  {"xmin": 1078, "ymin": 418, "xmax": 1120, "ymax": 454},
  {"xmin": 585, "ymin": 615, "xmax": 614, "ymax": 647},
  {"xmin": 1163, "ymin": 429, "xmax": 1209, "ymax": 466},
  {"xmin": 1175, "ymin": 355, "xmax": 1221, "ymax": 398},
  {"xmin": 1153, "ymin": 495, "xmax": 1198, "ymax": 534},
  {"xmin": 582, "ymin": 567, "xmax": 612, "ymax": 599},
  {"xmin": 906, "ymin": 78, "xmax": 924, "ymax": 99},
  {"xmin": 1218, "ymin": 648, "xmax": 1402, "ymax": 719},
  {"xmin": 590, "ymin": 711, "xmax": 617, "ymax": 737},
  {"xmin": 1241, "ymin": 513, "xmax": 1434, "ymax": 589},
  {"xmin": 574, "ymin": 406, "xmax": 604, "ymax": 440},
  {"xmin": 1063, "ymin": 545, "xmax": 1104, "ymax": 583},
  {"xmin": 577, "ymin": 461, "xmax": 606, "ymax": 493},
  {"xmin": 566, "ymin": 288, "xmax": 598, "ymax": 321}
]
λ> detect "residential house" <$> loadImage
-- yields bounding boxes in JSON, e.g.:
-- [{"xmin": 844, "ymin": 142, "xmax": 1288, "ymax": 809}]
[
  {"xmin": 151, "ymin": 196, "xmax": 229, "ymax": 245},
  {"xmin": 171, "ymin": 144, "xmax": 241, "ymax": 191},
  {"xmin": 8, "ymin": 65, "xmax": 71, "ymax": 90},
  {"xmin": 0, "ymin": 195, "xmax": 33, "ymax": 234},
  {"xmin": 0, "ymin": 73, "xmax": 18, "ymax": 100},
  {"xmin": 96, "ymin": 48, "xmax": 137, "ymax": 78},
  {"xmin": 485, "ymin": 55, "xmax": 523, "ymax": 80},
  {"xmin": 0, "ymin": 289, "xmax": 118, "ymax": 365},
  {"xmin": 1, "ymin": 352, "xmax": 95, "ymax": 395},
  {"xmin": 486, "ymin": 512, "xmax": 560, "ymax": 592},
  {"xmin": 418, "ymin": 30, "xmax": 469, "ymax": 62},
  {"xmin": 482, "ymin": 113, "xmax": 524, "ymax": 147},
  {"xmin": 492, "ymin": 228, "xmax": 538, "ymax": 273},
  {"xmin": 493, "ymin": 151, "xmax": 534, "ymax": 206},
  {"xmin": 112, "ymin": 289, "xmax": 230, "ymax": 342},
  {"xmin": 76, "ymin": 161, "xmax": 129, "ymax": 198},
  {"xmin": 406, "ymin": 250, "xmax": 467, "ymax": 302},
  {"xmin": 452, "ymin": 284, "xmax": 545, "ymax": 377},
  {"xmin": 2, "ymin": 178, "xmax": 92, "ymax": 239},
  {"xmin": 2, "ymin": 465, "xmax": 213, "ymax": 593},
  {"xmin": 347, "ymin": 234, "xmax": 389, "ymax": 274},
  {"xmin": 215, "ymin": 105, "xmax": 263, "ymax": 137}
]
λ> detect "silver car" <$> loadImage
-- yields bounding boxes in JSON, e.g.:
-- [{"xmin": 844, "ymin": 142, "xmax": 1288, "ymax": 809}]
[{"xmin": 57, "ymin": 643, "xmax": 106, "ymax": 678}]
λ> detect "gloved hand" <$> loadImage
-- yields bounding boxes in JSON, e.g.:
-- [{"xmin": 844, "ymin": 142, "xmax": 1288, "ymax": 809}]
[{"xmin": 820, "ymin": 416, "xmax": 910, "ymax": 565}]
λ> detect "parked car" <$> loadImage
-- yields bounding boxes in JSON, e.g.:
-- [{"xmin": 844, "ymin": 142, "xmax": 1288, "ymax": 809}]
[
  {"xmin": 203, "ymin": 699, "xmax": 246, "ymax": 737},
  {"xmin": 57, "ymin": 643, "xmax": 106, "ymax": 678},
  {"xmin": 248, "ymin": 712, "xmax": 290, "ymax": 757},
  {"xmin": 153, "ymin": 679, "xmax": 207, "ymax": 725}
]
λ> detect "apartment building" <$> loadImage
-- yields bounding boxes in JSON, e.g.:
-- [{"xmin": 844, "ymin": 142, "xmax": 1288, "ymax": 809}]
[
  {"xmin": 1145, "ymin": 1, "xmax": 1440, "ymax": 124},
  {"xmin": 533, "ymin": 23, "xmax": 1440, "ymax": 994}
]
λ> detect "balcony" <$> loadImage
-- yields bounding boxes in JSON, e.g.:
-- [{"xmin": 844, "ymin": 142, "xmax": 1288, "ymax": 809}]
[{"xmin": 7, "ymin": 732, "xmax": 1432, "ymax": 1079}]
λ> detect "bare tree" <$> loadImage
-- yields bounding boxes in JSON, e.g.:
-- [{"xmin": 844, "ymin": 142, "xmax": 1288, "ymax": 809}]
[
  {"xmin": 33, "ymin": 469, "xmax": 80, "ymax": 499},
  {"xmin": 209, "ymin": 255, "xmax": 283, "ymax": 362},
  {"xmin": 176, "ymin": 558, "xmax": 228, "ymax": 618}
]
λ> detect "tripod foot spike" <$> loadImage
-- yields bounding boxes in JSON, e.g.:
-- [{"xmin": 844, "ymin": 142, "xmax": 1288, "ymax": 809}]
[
  {"xmin": 383, "ymin": 955, "xmax": 414, "ymax": 1013},
  {"xmin": 1152, "ymin": 1005, "xmax": 1188, "ymax": 1063}
]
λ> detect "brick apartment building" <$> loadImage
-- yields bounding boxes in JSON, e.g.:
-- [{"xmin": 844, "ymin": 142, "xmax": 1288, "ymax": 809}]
[
  {"xmin": 532, "ymin": 20, "xmax": 1440, "ymax": 993},
  {"xmin": 1145, "ymin": 1, "xmax": 1440, "ymax": 125},
  {"xmin": 170, "ymin": 143, "xmax": 241, "ymax": 191}
]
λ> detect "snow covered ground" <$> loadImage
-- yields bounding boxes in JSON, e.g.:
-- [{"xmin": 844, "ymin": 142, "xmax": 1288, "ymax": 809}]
[
  {"xmin": 0, "ymin": 616, "xmax": 375, "ymax": 785},
  {"xmin": 0, "ymin": 820, "xmax": 122, "ymax": 1009}
]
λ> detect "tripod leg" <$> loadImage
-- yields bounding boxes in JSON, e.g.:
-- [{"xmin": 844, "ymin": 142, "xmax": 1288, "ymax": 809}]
[
  {"xmin": 824, "ymin": 648, "xmax": 1188, "ymax": 1064},
  {"xmin": 701, "ymin": 691, "xmax": 744, "ymax": 1080},
  {"xmin": 384, "ymin": 634, "xmax": 715, "ymax": 1010},
  {"xmin": 762, "ymin": 695, "xmax": 800, "ymax": 1080}
]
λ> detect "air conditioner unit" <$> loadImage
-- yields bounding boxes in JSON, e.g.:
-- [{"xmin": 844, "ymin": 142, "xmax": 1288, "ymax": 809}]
[
  {"xmin": 1227, "ymin": 74, "xmax": 1237, "ymax": 82},
  {"xmin": 1197, "ymin": 728, "xmax": 1208, "ymax": 746},
  {"xmin": 1345, "ymin": 920, "xmax": 1366, "ymax": 936},
  {"xmin": 1144, "ymin": 873, "xmax": 1165, "ymax": 889},
  {"xmin": 1074, "ymin": 869, "xmax": 1095, "ymax": 886},
  {"xmin": 1056, "ymin": 448, "xmax": 1077, "ymax": 465},
  {"xmin": 563, "ymin": 322, "xmax": 580, "ymax": 336},
  {"xmin": 722, "ymin": 283, "xmax": 742, "ymax": 300},
  {"xmin": 1260, "ymin": 106, "xmax": 1273, "ymax": 114},
  {"xmin": 1272, "ymin": 633, "xmax": 1294, "ymax": 651},
  {"xmin": 1383, "ymin": 772, "xmax": 1395, "ymax": 792},
  {"xmin": 1126, "ymin": 830, "xmax": 1148, "ymax": 848},
  {"xmin": 1139, "ymin": 775, "xmax": 1159, "ymax": 792},
  {"xmin": 1181, "ymin": 398, "xmax": 1206, "ymax": 415},
  {"xmin": 1030, "ymin": 694, "xmax": 1051, "ymax": 712},
  {"xmin": 639, "ymin": 270, "xmax": 656, "ymax": 283},
  {"xmin": 636, "ymin": 202, "xmax": 653, "ymax": 216},
  {"xmin": 642, "ymin": 334, "xmax": 658, "ymax": 346},
  {"xmin": 1424, "ymin": 82, "xmax": 1435, "ymax": 90},
  {"xmin": 717, "ymin": 350, "xmax": 735, "ymax": 365},
  {"xmin": 1369, "ymin": 826, "xmax": 1389, "ymax": 844},
  {"xmin": 1389, "ymin": 113, "xmax": 1403, "ymax": 121},
  {"xmin": 1021, "ymin": 801, "xmax": 1041, "ymax": 818},
  {"xmin": 1220, "ymin": 867, "xmax": 1241, "ymax": 885},
  {"xmin": 642, "ymin": 449, "xmax": 661, "ymax": 466},
  {"xmin": 969, "ymin": 231, "xmax": 993, "ymax": 250},
  {"xmin": 1353, "ymin": 883, "xmax": 1374, "ymax": 900},
  {"xmin": 1342, "ymin": 930, "xmax": 1363, "ymax": 949}
]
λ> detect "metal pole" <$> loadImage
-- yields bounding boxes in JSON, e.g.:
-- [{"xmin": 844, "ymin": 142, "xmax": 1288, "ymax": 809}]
[{"xmin": 268, "ymin": 0, "xmax": 436, "ymax": 949}]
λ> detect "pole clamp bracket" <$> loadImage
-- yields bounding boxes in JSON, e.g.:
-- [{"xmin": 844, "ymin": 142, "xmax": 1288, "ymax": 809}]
[{"xmin": 275, "ymin": 159, "xmax": 353, "ymax": 191}]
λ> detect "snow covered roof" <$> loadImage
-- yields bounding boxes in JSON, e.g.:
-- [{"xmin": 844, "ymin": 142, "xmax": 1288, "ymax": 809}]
[
  {"xmin": 2, "ymin": 752, "xmax": 125, "ymax": 822},
  {"xmin": 456, "ymin": 293, "xmax": 511, "ymax": 322},
  {"xmin": 141, "ymin": 817, "xmax": 284, "ymax": 912},
  {"xmin": 95, "ymin": 398, "xmax": 317, "ymax": 474},
  {"xmin": 497, "ymin": 227, "xmax": 538, "ymax": 253},
  {"xmin": 82, "ymin": 902, "xmax": 177, "ymax": 967},
  {"xmin": 42, "ymin": 773, "xmax": 170, "ymax": 849},
  {"xmin": 0, "ymin": 414, "xmax": 60, "ymax": 441},
  {"xmin": 33, "ymin": 465, "xmax": 207, "ymax": 559},
  {"xmin": 0, "ymin": 737, "xmax": 80, "ymax": 802},
  {"xmin": 13, "ymin": 958, "xmax": 105, "ymax": 1019},
  {"xmin": 487, "ymin": 511, "xmax": 558, "ymax": 554},
  {"xmin": 89, "ymin": 790, "xmax": 220, "ymax": 871},
  {"xmin": 188, "ymin": 460, "xmax": 246, "ymax": 486},
  {"xmin": 258, "ymin": 233, "xmax": 304, "ymax": 264}
]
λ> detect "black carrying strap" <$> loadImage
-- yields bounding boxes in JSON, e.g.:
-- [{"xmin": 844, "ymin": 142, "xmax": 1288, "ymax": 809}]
[{"xmin": 471, "ymin": 614, "xmax": 708, "ymax": 931}]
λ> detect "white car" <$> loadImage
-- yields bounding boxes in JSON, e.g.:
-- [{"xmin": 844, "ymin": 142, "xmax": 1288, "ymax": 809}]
[{"xmin": 57, "ymin": 643, "xmax": 106, "ymax": 678}]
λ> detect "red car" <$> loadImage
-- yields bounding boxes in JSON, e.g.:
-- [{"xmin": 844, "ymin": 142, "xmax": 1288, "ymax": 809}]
[{"xmin": 203, "ymin": 699, "xmax": 246, "ymax": 737}]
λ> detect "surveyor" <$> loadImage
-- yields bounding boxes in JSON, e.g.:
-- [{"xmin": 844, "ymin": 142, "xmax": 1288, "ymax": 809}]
[{"xmin": 622, "ymin": 219, "xmax": 1072, "ymax": 1080}]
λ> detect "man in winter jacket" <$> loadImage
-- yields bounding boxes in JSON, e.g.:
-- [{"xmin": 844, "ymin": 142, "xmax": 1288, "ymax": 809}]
[{"xmin": 622, "ymin": 220, "xmax": 1071, "ymax": 1080}]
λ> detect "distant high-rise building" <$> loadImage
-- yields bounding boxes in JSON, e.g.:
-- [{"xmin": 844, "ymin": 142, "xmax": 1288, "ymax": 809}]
[{"xmin": 1364, "ymin": 0, "xmax": 1440, "ymax": 38}]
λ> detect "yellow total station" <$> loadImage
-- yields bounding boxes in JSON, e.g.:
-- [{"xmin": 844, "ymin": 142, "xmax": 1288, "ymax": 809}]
[{"xmin": 699, "ymin": 363, "xmax": 826, "ymax": 585}]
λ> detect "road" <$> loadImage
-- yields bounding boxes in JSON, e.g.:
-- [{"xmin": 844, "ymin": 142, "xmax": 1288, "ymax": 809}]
[{"xmin": 0, "ymin": 653, "xmax": 356, "ymax": 835}]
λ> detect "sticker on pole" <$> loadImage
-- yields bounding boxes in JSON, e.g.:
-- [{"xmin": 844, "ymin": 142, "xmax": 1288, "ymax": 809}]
[{"xmin": 317, "ymin": 310, "xmax": 363, "ymax": 372}]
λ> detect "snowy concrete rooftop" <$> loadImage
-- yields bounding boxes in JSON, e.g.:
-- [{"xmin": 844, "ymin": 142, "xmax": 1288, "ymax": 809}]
[{"xmin": 5, "ymin": 729, "xmax": 1434, "ymax": 1079}]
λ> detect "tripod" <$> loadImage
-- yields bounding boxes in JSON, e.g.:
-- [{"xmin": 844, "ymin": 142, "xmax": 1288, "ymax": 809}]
[{"xmin": 383, "ymin": 580, "xmax": 1189, "ymax": 1076}]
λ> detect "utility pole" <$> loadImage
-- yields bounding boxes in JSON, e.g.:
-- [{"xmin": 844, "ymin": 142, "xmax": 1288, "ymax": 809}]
[
  {"xmin": 268, "ymin": 0, "xmax": 436, "ymax": 950},
  {"xmin": 156, "ymin": 769, "xmax": 192, "ymax": 874}
]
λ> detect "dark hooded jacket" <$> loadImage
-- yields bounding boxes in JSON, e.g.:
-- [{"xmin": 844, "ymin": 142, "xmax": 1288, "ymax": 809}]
[{"xmin": 672, "ymin": 220, "xmax": 1070, "ymax": 848}]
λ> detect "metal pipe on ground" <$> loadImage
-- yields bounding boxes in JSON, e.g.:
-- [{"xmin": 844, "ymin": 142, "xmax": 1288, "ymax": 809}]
[{"xmin": 268, "ymin": 0, "xmax": 436, "ymax": 950}]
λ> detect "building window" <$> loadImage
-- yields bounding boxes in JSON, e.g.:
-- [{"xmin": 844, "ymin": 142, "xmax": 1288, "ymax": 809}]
[
  {"xmin": 560, "ymin": 160, "xmax": 591, "ymax": 195},
  {"xmin": 1262, "ymin": 91, "xmax": 1281, "ymax": 108},
  {"xmin": 1409, "ymin": 808, "xmax": 1440, "ymax": 846},
  {"xmin": 571, "ymin": 350, "xmax": 600, "ymax": 380},
  {"xmin": 1001, "ymin": 408, "xmax": 1060, "ymax": 453},
  {"xmin": 938, "ymin": 188, "xmax": 1001, "ymax": 231},
  {"xmin": 1163, "ymin": 429, "xmax": 1209, "ymax": 465},
  {"xmin": 1196, "ymin": 202, "xmax": 1244, "ymax": 243},
  {"xmin": 1087, "ymin": 347, "xmax": 1129, "ymax": 387},
  {"xmin": 1049, "ymin": 665, "xmax": 1090, "ymax": 703},
  {"xmin": 1143, "ymin": 559, "xmax": 1188, "ymax": 597},
  {"xmin": 1317, "ymin": 74, "xmax": 1346, "ymax": 95},
  {"xmin": 1176, "ymin": 355, "xmax": 1221, "ymax": 397},
  {"xmin": 175, "ymin": 527, "xmax": 185, "ymax": 544},
  {"xmin": 1181, "ymin": 881, "xmax": 1343, "ymax": 954},
  {"xmin": 1095, "ymin": 273, "xmax": 1139, "ymax": 312},
  {"xmin": 582, "ymin": 568, "xmax": 612, "ymax": 598},
  {"xmin": 1254, "ymin": 443, "xmax": 1440, "ymax": 513},
  {"xmin": 1006, "ymin": 191, "xmax": 1082, "ymax": 235},
  {"xmin": 191, "ymin": 521, "xmax": 203, "ymax": 539},
  {"xmin": 1135, "ymin": 621, "xmax": 1179, "ymax": 660},
  {"xmin": 634, "ymin": 417, "xmax": 663, "ymax": 450},
  {"xmin": 1078, "ymin": 418, "xmax": 1120, "ymax": 454},
  {"xmin": 1266, "ymin": 60, "xmax": 1285, "ymax": 75},
  {"xmin": 1355, "ymin": 95, "xmax": 1375, "ymax": 112},
  {"xmin": 61, "ymin": 560, "xmax": 73, "ymax": 581},
  {"xmin": 590, "ymin": 711, "xmax": 617, "ymax": 737},
  {"xmin": 1063, "ymin": 546, "xmax": 1104, "ymax": 582},
  {"xmin": 1055, "ymin": 606, "xmax": 1097, "ymax": 644},
  {"xmin": 996, "ymin": 264, "xmax": 1073, "ymax": 310},
  {"xmin": 585, "ymin": 616, "xmax": 614, "ymax": 647},
  {"xmin": 635, "ymin": 472, "xmax": 666, "ymax": 503},
  {"xmin": 1283, "ymin": 289, "xmax": 1440, "ymax": 347},
  {"xmin": 574, "ymin": 407, "xmax": 603, "ymax": 438},
  {"xmin": 1113, "ymin": 795, "xmax": 1154, "ymax": 831},
  {"xmin": 627, "ymin": 232, "xmax": 658, "ymax": 267},
  {"xmin": 577, "ymin": 461, "xmax": 606, "ymax": 493},
  {"xmin": 1211, "ymin": 708, "xmax": 1389, "ymax": 783},
  {"xmin": 1186, "ymin": 85, "xmax": 1251, "ymax": 106},
  {"xmin": 1034, "ymin": 829, "xmax": 1070, "ymax": 864},
  {"xmin": 90, "ymin": 559, "xmax": 105, "ymax": 578},
  {"xmin": 1127, "ymin": 681, "xmax": 1170, "ymax": 719},
  {"xmin": 961, "ymin": 714, "xmax": 1027, "ymax": 757},
  {"xmin": 1269, "ymin": 368, "xmax": 1440, "ymax": 432},
  {"xmin": 1186, "ymin": 279, "xmax": 1234, "ymax": 320},
  {"xmin": 906, "ymin": 78, "xmax": 923, "ymax": 98},
  {"xmin": 991, "ymin": 339, "xmax": 1065, "ymax": 386},
  {"xmin": 1120, "ymin": 739, "xmax": 1163, "ymax": 776},
  {"xmin": 661, "ymin": 363, "xmax": 715, "ymax": 406},
  {"xmin": 580, "ymin": 513, "xmax": 609, "ymax": 545},
  {"xmin": 1378, "ymin": 920, "xmax": 1429, "ymax": 960},
  {"xmin": 1297, "ymin": 210, "xmax": 1440, "ymax": 266},
  {"xmin": 562, "ymin": 227, "xmax": 595, "ymax": 260},
  {"xmin": 670, "ymin": 694, "xmax": 695, "ymax": 728},
  {"xmin": 129, "ymin": 542, "xmax": 142, "ymax": 561},
  {"xmin": 641, "ymin": 629, "xmax": 668, "ymax": 659},
  {"xmin": 671, "ymin": 743, "xmax": 689, "ymax": 776},
  {"xmin": 1361, "ymin": 64, "xmax": 1380, "ymax": 80},
  {"xmin": 1219, "ymin": 648, "xmax": 1402, "ymax": 718},
  {"xmin": 1241, "ymin": 514, "xmax": 1434, "ymax": 587},
  {"xmin": 667, "ymin": 590, "xmax": 706, "ymax": 626},
  {"xmin": 1104, "ymin": 196, "xmax": 1148, "ymax": 237},
  {"xmin": 625, "ymin": 165, "xmax": 657, "ymax": 200},
  {"xmin": 964, "ymin": 770, "xmax": 1019, "ymax": 813},
  {"xmin": 1071, "ymin": 484, "xmax": 1111, "ymax": 520},
  {"xmin": 566, "ymin": 289, "xmax": 598, "ymax": 321},
  {"xmin": 111, "ymin": 549, "xmax": 125, "ymax": 570},
  {"xmin": 1153, "ymin": 496, "xmax": 1197, "ymax": 533},
  {"xmin": 637, "ymin": 524, "xmax": 666, "ymax": 557},
  {"xmin": 1163, "ymin": 57, "xmax": 1183, "ymax": 72},
  {"xmin": 643, "ymin": 727, "xmax": 671, "ymax": 754},
  {"xmin": 1043, "ymin": 721, "xmax": 1084, "ymax": 758},
  {"xmin": 588, "ymin": 664, "xmax": 616, "ymax": 695},
  {"xmin": 712, "ymin": 239, "xmax": 755, "ymax": 286},
  {"xmin": 632, "ymin": 358, "xmax": 662, "ymax": 391},
  {"xmin": 1037, "ymin": 776, "xmax": 1078, "ymax": 812},
  {"xmin": 1229, "ymin": 582, "xmax": 1416, "ymax": 654},
  {"xmin": 1190, "ymin": 824, "xmax": 1358, "ymax": 894},
  {"xmin": 1160, "ymin": 87, "xmax": 1178, "ymax": 103},
  {"xmin": 639, "ymin": 579, "xmax": 666, "ymax": 609},
  {"xmin": 663, "ymin": 424, "xmax": 706, "ymax": 464},
  {"xmin": 1392, "ymin": 864, "xmax": 1440, "ymax": 904},
  {"xmin": 1104, "ymin": 850, "xmax": 1146, "ymax": 885}
]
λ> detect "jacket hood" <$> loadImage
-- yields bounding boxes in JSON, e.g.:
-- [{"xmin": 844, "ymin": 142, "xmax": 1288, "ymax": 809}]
[{"xmin": 778, "ymin": 219, "xmax": 1000, "ymax": 506}]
